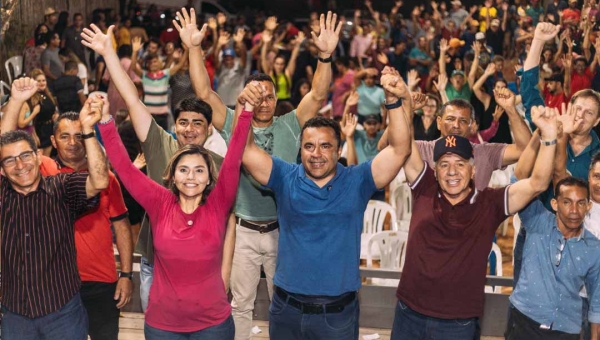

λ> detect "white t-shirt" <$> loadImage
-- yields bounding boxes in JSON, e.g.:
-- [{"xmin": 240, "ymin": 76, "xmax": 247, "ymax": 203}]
[{"xmin": 77, "ymin": 63, "xmax": 88, "ymax": 95}]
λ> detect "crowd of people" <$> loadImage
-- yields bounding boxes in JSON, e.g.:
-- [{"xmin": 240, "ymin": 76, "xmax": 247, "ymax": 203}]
[{"xmin": 1, "ymin": 0, "xmax": 600, "ymax": 339}]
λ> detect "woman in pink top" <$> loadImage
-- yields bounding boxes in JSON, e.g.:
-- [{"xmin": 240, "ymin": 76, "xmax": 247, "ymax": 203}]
[{"xmin": 96, "ymin": 93, "xmax": 254, "ymax": 339}]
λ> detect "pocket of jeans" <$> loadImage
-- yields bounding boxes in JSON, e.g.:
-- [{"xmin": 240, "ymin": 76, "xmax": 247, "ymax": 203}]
[
  {"xmin": 453, "ymin": 318, "xmax": 474, "ymax": 326},
  {"xmin": 397, "ymin": 300, "xmax": 409, "ymax": 311},
  {"xmin": 324, "ymin": 299, "xmax": 358, "ymax": 331},
  {"xmin": 269, "ymin": 293, "xmax": 288, "ymax": 316}
]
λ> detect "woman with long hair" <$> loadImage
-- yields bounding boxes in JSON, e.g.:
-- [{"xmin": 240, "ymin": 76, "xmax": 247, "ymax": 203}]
[
  {"xmin": 96, "ymin": 86, "xmax": 255, "ymax": 338},
  {"xmin": 291, "ymin": 78, "xmax": 311, "ymax": 107},
  {"xmin": 261, "ymin": 29, "xmax": 304, "ymax": 102},
  {"xmin": 28, "ymin": 68, "xmax": 58, "ymax": 156}
]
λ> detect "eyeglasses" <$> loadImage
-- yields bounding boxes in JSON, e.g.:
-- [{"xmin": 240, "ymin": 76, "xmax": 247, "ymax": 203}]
[
  {"xmin": 555, "ymin": 239, "xmax": 565, "ymax": 267},
  {"xmin": 0, "ymin": 151, "xmax": 36, "ymax": 168}
]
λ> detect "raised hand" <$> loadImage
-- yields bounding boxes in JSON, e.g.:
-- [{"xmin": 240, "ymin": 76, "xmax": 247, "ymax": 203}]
[
  {"xmin": 407, "ymin": 69, "xmax": 421, "ymax": 90},
  {"xmin": 412, "ymin": 92, "xmax": 428, "ymax": 111},
  {"xmin": 262, "ymin": 30, "xmax": 273, "ymax": 43},
  {"xmin": 365, "ymin": 0, "xmax": 373, "ymax": 8},
  {"xmin": 372, "ymin": 11, "xmax": 380, "ymax": 21},
  {"xmin": 131, "ymin": 36, "xmax": 143, "ymax": 53},
  {"xmin": 218, "ymin": 31, "xmax": 231, "ymax": 47},
  {"xmin": 493, "ymin": 87, "xmax": 516, "ymax": 110},
  {"xmin": 433, "ymin": 73, "xmax": 448, "ymax": 93},
  {"xmin": 207, "ymin": 17, "xmax": 217, "ymax": 31},
  {"xmin": 238, "ymin": 81, "xmax": 265, "ymax": 107},
  {"xmin": 472, "ymin": 40, "xmax": 481, "ymax": 55},
  {"xmin": 439, "ymin": 38, "xmax": 449, "ymax": 53},
  {"xmin": 81, "ymin": 24, "xmax": 116, "ymax": 56},
  {"xmin": 531, "ymin": 105, "xmax": 558, "ymax": 140},
  {"xmin": 562, "ymin": 53, "xmax": 572, "ymax": 69},
  {"xmin": 79, "ymin": 96, "xmax": 104, "ymax": 130},
  {"xmin": 346, "ymin": 91, "xmax": 359, "ymax": 106},
  {"xmin": 311, "ymin": 11, "xmax": 343, "ymax": 57},
  {"xmin": 470, "ymin": 5, "xmax": 479, "ymax": 14},
  {"xmin": 533, "ymin": 22, "xmax": 561, "ymax": 42},
  {"xmin": 431, "ymin": 1, "xmax": 439, "ymax": 10},
  {"xmin": 492, "ymin": 105, "xmax": 505, "ymax": 122},
  {"xmin": 341, "ymin": 111, "xmax": 358, "ymax": 138},
  {"xmin": 233, "ymin": 27, "xmax": 245, "ymax": 44},
  {"xmin": 559, "ymin": 102, "xmax": 584, "ymax": 135},
  {"xmin": 293, "ymin": 31, "xmax": 306, "ymax": 46},
  {"xmin": 10, "ymin": 77, "xmax": 38, "ymax": 102},
  {"xmin": 217, "ymin": 12, "xmax": 227, "ymax": 26},
  {"xmin": 502, "ymin": 2, "xmax": 509, "ymax": 11},
  {"xmin": 485, "ymin": 62, "xmax": 497, "ymax": 75},
  {"xmin": 265, "ymin": 16, "xmax": 278, "ymax": 31},
  {"xmin": 173, "ymin": 8, "xmax": 208, "ymax": 49},
  {"xmin": 395, "ymin": 0, "xmax": 403, "ymax": 8},
  {"xmin": 381, "ymin": 73, "xmax": 410, "ymax": 100},
  {"xmin": 133, "ymin": 153, "xmax": 146, "ymax": 170}
]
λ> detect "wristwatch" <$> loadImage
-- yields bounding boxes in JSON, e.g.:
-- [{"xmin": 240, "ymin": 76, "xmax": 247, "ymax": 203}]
[
  {"xmin": 540, "ymin": 138, "xmax": 557, "ymax": 146},
  {"xmin": 81, "ymin": 131, "xmax": 96, "ymax": 140},
  {"xmin": 384, "ymin": 99, "xmax": 403, "ymax": 110},
  {"xmin": 119, "ymin": 272, "xmax": 133, "ymax": 280}
]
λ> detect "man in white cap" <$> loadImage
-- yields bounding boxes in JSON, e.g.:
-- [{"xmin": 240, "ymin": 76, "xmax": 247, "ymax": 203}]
[{"xmin": 44, "ymin": 7, "xmax": 58, "ymax": 32}]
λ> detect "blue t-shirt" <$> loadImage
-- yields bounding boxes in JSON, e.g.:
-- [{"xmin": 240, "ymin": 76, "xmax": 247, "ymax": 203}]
[
  {"xmin": 356, "ymin": 83, "xmax": 385, "ymax": 116},
  {"xmin": 266, "ymin": 157, "xmax": 378, "ymax": 295}
]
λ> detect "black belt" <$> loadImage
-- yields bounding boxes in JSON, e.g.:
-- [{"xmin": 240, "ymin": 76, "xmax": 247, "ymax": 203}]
[
  {"xmin": 236, "ymin": 218, "xmax": 279, "ymax": 233},
  {"xmin": 275, "ymin": 287, "xmax": 356, "ymax": 314}
]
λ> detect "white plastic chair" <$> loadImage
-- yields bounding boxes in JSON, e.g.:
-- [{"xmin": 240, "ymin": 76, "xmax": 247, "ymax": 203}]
[
  {"xmin": 366, "ymin": 230, "xmax": 409, "ymax": 286},
  {"xmin": 485, "ymin": 243, "xmax": 503, "ymax": 294},
  {"xmin": 5, "ymin": 55, "xmax": 23, "ymax": 84},
  {"xmin": 0, "ymin": 81, "xmax": 9, "ymax": 98},
  {"xmin": 361, "ymin": 200, "xmax": 399, "ymax": 260},
  {"xmin": 390, "ymin": 182, "xmax": 412, "ymax": 222}
]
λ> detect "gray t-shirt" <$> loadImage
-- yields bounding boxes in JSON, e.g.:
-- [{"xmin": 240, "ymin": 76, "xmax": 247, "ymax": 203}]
[
  {"xmin": 216, "ymin": 59, "xmax": 246, "ymax": 107},
  {"xmin": 41, "ymin": 48, "xmax": 64, "ymax": 80},
  {"xmin": 219, "ymin": 107, "xmax": 301, "ymax": 221},
  {"xmin": 416, "ymin": 139, "xmax": 507, "ymax": 191}
]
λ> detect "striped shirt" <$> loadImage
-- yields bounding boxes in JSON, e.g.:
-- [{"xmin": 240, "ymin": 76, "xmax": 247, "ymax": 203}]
[
  {"xmin": 0, "ymin": 174, "xmax": 99, "ymax": 318},
  {"xmin": 142, "ymin": 69, "xmax": 170, "ymax": 115}
]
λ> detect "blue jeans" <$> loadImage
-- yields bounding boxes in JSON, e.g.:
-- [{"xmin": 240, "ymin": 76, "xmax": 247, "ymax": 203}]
[
  {"xmin": 140, "ymin": 256, "xmax": 154, "ymax": 312},
  {"xmin": 391, "ymin": 300, "xmax": 478, "ymax": 340},
  {"xmin": 144, "ymin": 315, "xmax": 234, "ymax": 340},
  {"xmin": 268, "ymin": 287, "xmax": 359, "ymax": 340},
  {"xmin": 2, "ymin": 293, "xmax": 88, "ymax": 340}
]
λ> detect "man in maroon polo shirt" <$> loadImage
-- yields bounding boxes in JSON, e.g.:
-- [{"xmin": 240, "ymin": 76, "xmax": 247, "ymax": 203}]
[{"xmin": 389, "ymin": 104, "xmax": 559, "ymax": 339}]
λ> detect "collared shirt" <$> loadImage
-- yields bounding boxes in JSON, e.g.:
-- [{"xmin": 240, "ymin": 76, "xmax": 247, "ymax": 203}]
[
  {"xmin": 266, "ymin": 158, "xmax": 377, "ymax": 295},
  {"xmin": 0, "ymin": 174, "xmax": 99, "ymax": 318},
  {"xmin": 396, "ymin": 164, "xmax": 509, "ymax": 319},
  {"xmin": 39, "ymin": 157, "xmax": 129, "ymax": 283},
  {"xmin": 511, "ymin": 198, "xmax": 600, "ymax": 334}
]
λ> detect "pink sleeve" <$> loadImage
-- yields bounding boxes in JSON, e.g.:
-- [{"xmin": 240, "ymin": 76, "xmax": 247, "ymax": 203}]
[
  {"xmin": 98, "ymin": 120, "xmax": 170, "ymax": 216},
  {"xmin": 206, "ymin": 109, "xmax": 254, "ymax": 215},
  {"xmin": 479, "ymin": 120, "xmax": 499, "ymax": 142}
]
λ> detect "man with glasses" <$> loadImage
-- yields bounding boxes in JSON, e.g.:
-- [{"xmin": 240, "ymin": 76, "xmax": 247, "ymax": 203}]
[{"xmin": 0, "ymin": 78, "xmax": 109, "ymax": 339}]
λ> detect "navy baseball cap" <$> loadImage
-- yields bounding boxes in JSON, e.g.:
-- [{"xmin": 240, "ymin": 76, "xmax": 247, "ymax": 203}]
[{"xmin": 434, "ymin": 135, "xmax": 474, "ymax": 162}]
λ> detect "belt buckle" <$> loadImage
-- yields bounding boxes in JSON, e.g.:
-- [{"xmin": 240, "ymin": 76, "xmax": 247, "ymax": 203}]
[
  {"xmin": 257, "ymin": 223, "xmax": 271, "ymax": 234},
  {"xmin": 301, "ymin": 303, "xmax": 323, "ymax": 315}
]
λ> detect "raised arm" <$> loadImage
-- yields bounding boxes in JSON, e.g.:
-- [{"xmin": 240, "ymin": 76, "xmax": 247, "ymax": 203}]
[
  {"xmin": 494, "ymin": 87, "xmax": 532, "ymax": 166},
  {"xmin": 439, "ymin": 38, "xmax": 449, "ymax": 76},
  {"xmin": 296, "ymin": 11, "xmax": 343, "ymax": 127},
  {"xmin": 371, "ymin": 67, "xmax": 413, "ymax": 188},
  {"xmin": 341, "ymin": 110, "xmax": 358, "ymax": 166},
  {"xmin": 507, "ymin": 106, "xmax": 558, "ymax": 214},
  {"xmin": 241, "ymin": 82, "xmax": 274, "ymax": 186},
  {"xmin": 81, "ymin": 25, "xmax": 153, "ymax": 142},
  {"xmin": 433, "ymin": 73, "xmax": 450, "ymax": 104},
  {"xmin": 286, "ymin": 32, "xmax": 305, "ymax": 78},
  {"xmin": 1, "ymin": 78, "xmax": 39, "ymax": 133},
  {"xmin": 129, "ymin": 37, "xmax": 144, "ymax": 77},
  {"xmin": 260, "ymin": 30, "xmax": 274, "ymax": 75},
  {"xmin": 18, "ymin": 103, "xmax": 40, "ymax": 129},
  {"xmin": 563, "ymin": 53, "xmax": 572, "ymax": 97},
  {"xmin": 79, "ymin": 96, "xmax": 110, "ymax": 198},
  {"xmin": 472, "ymin": 63, "xmax": 494, "ymax": 107},
  {"xmin": 233, "ymin": 28, "xmax": 248, "ymax": 69},
  {"xmin": 176, "ymin": 7, "xmax": 227, "ymax": 130},
  {"xmin": 553, "ymin": 102, "xmax": 585, "ymax": 187},
  {"xmin": 468, "ymin": 41, "xmax": 481, "ymax": 89},
  {"xmin": 524, "ymin": 23, "xmax": 561, "ymax": 72},
  {"xmin": 169, "ymin": 48, "xmax": 189, "ymax": 75}
]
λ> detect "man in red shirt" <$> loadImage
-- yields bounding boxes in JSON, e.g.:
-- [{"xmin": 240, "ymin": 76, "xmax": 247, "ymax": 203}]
[
  {"xmin": 543, "ymin": 73, "xmax": 570, "ymax": 113},
  {"xmin": 571, "ymin": 56, "xmax": 595, "ymax": 96},
  {"xmin": 390, "ymin": 100, "xmax": 559, "ymax": 339},
  {"xmin": 41, "ymin": 110, "xmax": 133, "ymax": 340}
]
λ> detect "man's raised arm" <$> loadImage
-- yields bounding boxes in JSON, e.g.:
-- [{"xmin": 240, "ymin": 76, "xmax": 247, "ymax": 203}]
[
  {"xmin": 507, "ymin": 106, "xmax": 558, "ymax": 215},
  {"xmin": 1, "ymin": 78, "xmax": 38, "ymax": 134},
  {"xmin": 296, "ymin": 11, "xmax": 343, "ymax": 127},
  {"xmin": 371, "ymin": 67, "xmax": 414, "ymax": 188},
  {"xmin": 80, "ymin": 95, "xmax": 110, "ymax": 198},
  {"xmin": 176, "ymin": 7, "xmax": 228, "ymax": 131},
  {"xmin": 81, "ymin": 25, "xmax": 152, "ymax": 142}
]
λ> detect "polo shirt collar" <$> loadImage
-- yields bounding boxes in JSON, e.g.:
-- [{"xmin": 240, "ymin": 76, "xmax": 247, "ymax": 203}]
[
  {"xmin": 54, "ymin": 156, "xmax": 84, "ymax": 173},
  {"xmin": 568, "ymin": 130, "xmax": 600, "ymax": 159}
]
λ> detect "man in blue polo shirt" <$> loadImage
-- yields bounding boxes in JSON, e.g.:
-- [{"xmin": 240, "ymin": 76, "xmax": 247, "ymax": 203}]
[{"xmin": 240, "ymin": 67, "xmax": 412, "ymax": 339}]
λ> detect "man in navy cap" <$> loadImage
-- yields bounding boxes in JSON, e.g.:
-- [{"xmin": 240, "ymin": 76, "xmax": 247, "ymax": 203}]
[{"xmin": 390, "ymin": 104, "xmax": 560, "ymax": 339}]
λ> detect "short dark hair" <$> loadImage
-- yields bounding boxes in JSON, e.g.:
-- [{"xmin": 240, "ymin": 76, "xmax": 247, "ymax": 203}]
[
  {"xmin": 117, "ymin": 44, "xmax": 132, "ymax": 59},
  {"xmin": 46, "ymin": 32, "xmax": 59, "ymax": 44},
  {"xmin": 73, "ymin": 13, "xmax": 83, "ymax": 20},
  {"xmin": 64, "ymin": 60, "xmax": 78, "ymax": 72},
  {"xmin": 334, "ymin": 56, "xmax": 350, "ymax": 68},
  {"xmin": 439, "ymin": 99, "xmax": 476, "ymax": 122},
  {"xmin": 300, "ymin": 117, "xmax": 342, "ymax": 149},
  {"xmin": 0, "ymin": 130, "xmax": 38, "ymax": 152},
  {"xmin": 53, "ymin": 111, "xmax": 80, "ymax": 133},
  {"xmin": 173, "ymin": 97, "xmax": 213, "ymax": 124},
  {"xmin": 244, "ymin": 73, "xmax": 275, "ymax": 86},
  {"xmin": 591, "ymin": 152, "xmax": 600, "ymax": 171},
  {"xmin": 162, "ymin": 145, "xmax": 217, "ymax": 205},
  {"xmin": 571, "ymin": 89, "xmax": 600, "ymax": 117},
  {"xmin": 554, "ymin": 176, "xmax": 590, "ymax": 200}
]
